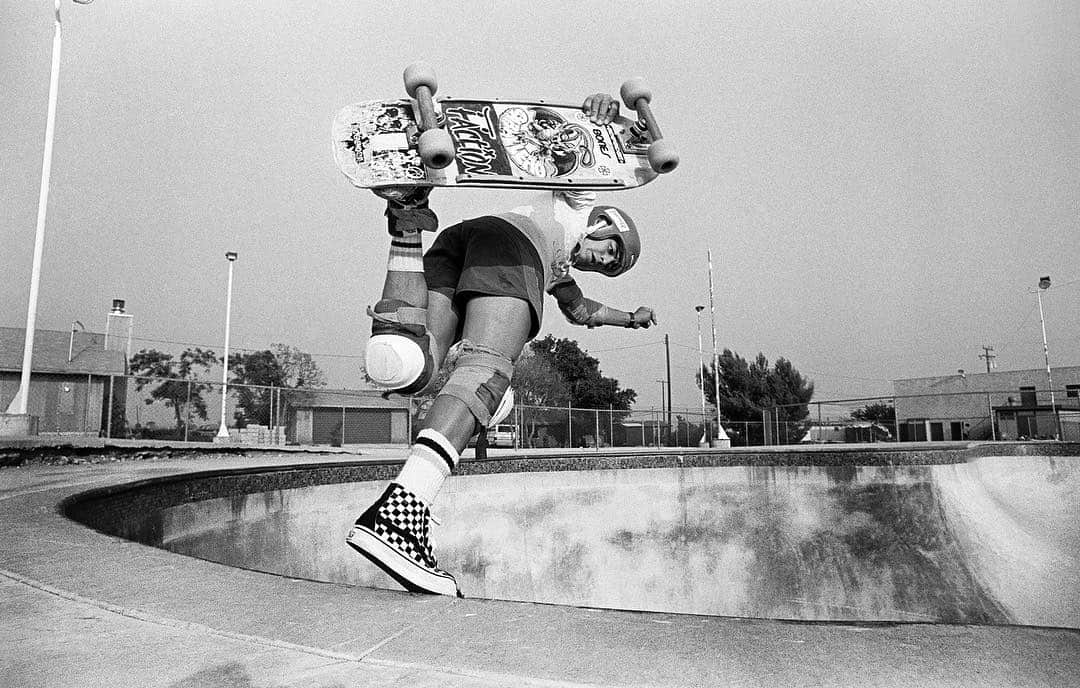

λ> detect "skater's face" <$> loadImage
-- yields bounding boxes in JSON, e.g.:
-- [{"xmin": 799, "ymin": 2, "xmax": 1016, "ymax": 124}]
[{"xmin": 573, "ymin": 236, "xmax": 621, "ymax": 273}]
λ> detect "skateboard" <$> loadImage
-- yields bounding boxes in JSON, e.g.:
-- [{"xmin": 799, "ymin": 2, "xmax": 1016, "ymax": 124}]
[{"xmin": 332, "ymin": 63, "xmax": 677, "ymax": 192}]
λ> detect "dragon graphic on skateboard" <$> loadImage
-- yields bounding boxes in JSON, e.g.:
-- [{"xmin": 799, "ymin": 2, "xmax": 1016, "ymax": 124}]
[{"xmin": 332, "ymin": 63, "xmax": 678, "ymax": 192}]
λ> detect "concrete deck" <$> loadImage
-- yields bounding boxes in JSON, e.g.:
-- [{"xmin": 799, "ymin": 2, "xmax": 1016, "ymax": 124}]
[{"xmin": 2, "ymin": 445, "xmax": 1079, "ymax": 687}]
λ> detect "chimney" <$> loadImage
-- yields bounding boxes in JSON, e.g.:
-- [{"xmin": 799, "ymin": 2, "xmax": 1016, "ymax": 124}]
[{"xmin": 105, "ymin": 299, "xmax": 134, "ymax": 359}]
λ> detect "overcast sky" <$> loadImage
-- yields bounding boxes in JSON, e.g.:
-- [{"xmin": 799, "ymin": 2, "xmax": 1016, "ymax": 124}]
[{"xmin": 3, "ymin": 1, "xmax": 1077, "ymax": 412}]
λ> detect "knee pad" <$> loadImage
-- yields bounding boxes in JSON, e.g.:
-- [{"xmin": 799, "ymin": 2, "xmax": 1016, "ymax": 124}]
[
  {"xmin": 365, "ymin": 300, "xmax": 434, "ymax": 394},
  {"xmin": 488, "ymin": 386, "xmax": 515, "ymax": 428},
  {"xmin": 440, "ymin": 341, "xmax": 514, "ymax": 428}
]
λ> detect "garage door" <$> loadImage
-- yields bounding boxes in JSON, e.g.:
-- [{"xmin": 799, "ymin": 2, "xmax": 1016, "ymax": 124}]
[
  {"xmin": 343, "ymin": 408, "xmax": 391, "ymax": 443},
  {"xmin": 312, "ymin": 408, "xmax": 392, "ymax": 444}
]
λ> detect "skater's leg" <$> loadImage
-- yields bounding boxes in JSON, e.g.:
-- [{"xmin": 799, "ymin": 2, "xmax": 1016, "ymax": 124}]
[
  {"xmin": 424, "ymin": 290, "xmax": 461, "ymax": 378},
  {"xmin": 364, "ymin": 201, "xmax": 441, "ymax": 394},
  {"xmin": 394, "ymin": 296, "xmax": 530, "ymax": 506},
  {"xmin": 421, "ymin": 296, "xmax": 530, "ymax": 450},
  {"xmin": 346, "ymin": 296, "xmax": 530, "ymax": 596}
]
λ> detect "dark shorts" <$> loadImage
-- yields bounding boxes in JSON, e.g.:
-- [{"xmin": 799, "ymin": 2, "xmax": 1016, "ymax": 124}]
[{"xmin": 424, "ymin": 216, "xmax": 545, "ymax": 338}]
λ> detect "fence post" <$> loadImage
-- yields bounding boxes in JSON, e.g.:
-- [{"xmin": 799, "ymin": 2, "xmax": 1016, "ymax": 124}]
[
  {"xmin": 568, "ymin": 402, "xmax": 572, "ymax": 449},
  {"xmin": 594, "ymin": 409, "xmax": 600, "ymax": 452},
  {"xmin": 608, "ymin": 405, "xmax": 614, "ymax": 447},
  {"xmin": 84, "ymin": 373, "xmax": 91, "ymax": 433},
  {"xmin": 893, "ymin": 399, "xmax": 900, "ymax": 442},
  {"xmin": 106, "ymin": 375, "xmax": 114, "ymax": 439},
  {"xmin": 184, "ymin": 380, "xmax": 192, "ymax": 442}
]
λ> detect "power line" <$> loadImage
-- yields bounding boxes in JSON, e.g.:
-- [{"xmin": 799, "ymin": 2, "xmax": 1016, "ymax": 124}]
[{"xmin": 125, "ymin": 334, "xmax": 365, "ymax": 359}]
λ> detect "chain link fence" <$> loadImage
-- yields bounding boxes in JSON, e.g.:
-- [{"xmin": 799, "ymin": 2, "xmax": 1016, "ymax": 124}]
[{"xmin": 26, "ymin": 374, "xmax": 1074, "ymax": 446}]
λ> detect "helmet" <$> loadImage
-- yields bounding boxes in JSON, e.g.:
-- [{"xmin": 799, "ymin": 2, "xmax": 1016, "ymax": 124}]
[{"xmin": 583, "ymin": 205, "xmax": 641, "ymax": 277}]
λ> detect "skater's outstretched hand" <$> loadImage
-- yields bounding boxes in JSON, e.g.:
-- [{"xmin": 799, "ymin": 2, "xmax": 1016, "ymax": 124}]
[
  {"xmin": 627, "ymin": 306, "xmax": 657, "ymax": 329},
  {"xmin": 582, "ymin": 93, "xmax": 620, "ymax": 125}
]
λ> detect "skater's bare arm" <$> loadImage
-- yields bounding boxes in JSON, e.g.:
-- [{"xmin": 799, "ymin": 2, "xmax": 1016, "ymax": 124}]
[{"xmin": 550, "ymin": 280, "xmax": 656, "ymax": 329}]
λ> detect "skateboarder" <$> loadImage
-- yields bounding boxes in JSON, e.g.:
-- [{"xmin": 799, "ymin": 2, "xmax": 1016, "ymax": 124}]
[{"xmin": 346, "ymin": 93, "xmax": 657, "ymax": 596}]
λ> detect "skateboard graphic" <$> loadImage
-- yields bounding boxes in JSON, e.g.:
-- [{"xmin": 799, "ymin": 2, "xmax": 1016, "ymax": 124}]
[{"xmin": 332, "ymin": 64, "xmax": 678, "ymax": 192}]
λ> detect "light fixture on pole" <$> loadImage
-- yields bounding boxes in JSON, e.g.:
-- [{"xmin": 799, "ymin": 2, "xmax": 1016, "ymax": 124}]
[
  {"xmin": 215, "ymin": 252, "xmax": 238, "ymax": 441},
  {"xmin": 694, "ymin": 305, "xmax": 708, "ymax": 447},
  {"xmin": 1035, "ymin": 276, "xmax": 1062, "ymax": 440},
  {"xmin": 5, "ymin": 0, "xmax": 93, "ymax": 419}
]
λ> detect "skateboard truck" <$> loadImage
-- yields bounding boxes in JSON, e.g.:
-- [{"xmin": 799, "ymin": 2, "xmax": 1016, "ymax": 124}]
[
  {"xmin": 619, "ymin": 79, "xmax": 679, "ymax": 174},
  {"xmin": 403, "ymin": 63, "xmax": 455, "ymax": 170}
]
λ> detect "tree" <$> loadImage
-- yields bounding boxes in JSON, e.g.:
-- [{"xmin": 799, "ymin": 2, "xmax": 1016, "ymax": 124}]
[
  {"xmin": 514, "ymin": 336, "xmax": 636, "ymax": 447},
  {"xmin": 512, "ymin": 347, "xmax": 569, "ymax": 448},
  {"xmin": 228, "ymin": 345, "xmax": 328, "ymax": 427},
  {"xmin": 271, "ymin": 344, "xmax": 327, "ymax": 388},
  {"xmin": 851, "ymin": 402, "xmax": 895, "ymax": 425},
  {"xmin": 513, "ymin": 346, "xmax": 569, "ymax": 408},
  {"xmin": 129, "ymin": 348, "xmax": 219, "ymax": 433},
  {"xmin": 526, "ymin": 335, "xmax": 636, "ymax": 411},
  {"xmin": 228, "ymin": 350, "xmax": 286, "ymax": 427},
  {"xmin": 700, "ymin": 349, "xmax": 814, "ymax": 445}
]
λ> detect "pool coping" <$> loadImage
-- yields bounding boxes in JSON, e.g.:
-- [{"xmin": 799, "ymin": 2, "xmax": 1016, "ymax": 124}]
[{"xmin": 3, "ymin": 443, "xmax": 1080, "ymax": 686}]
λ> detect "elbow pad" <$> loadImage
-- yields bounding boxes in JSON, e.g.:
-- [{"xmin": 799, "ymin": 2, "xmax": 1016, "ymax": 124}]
[{"xmin": 551, "ymin": 280, "xmax": 597, "ymax": 326}]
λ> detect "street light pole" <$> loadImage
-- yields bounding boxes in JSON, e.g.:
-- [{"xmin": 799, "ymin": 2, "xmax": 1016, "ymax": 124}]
[
  {"xmin": 694, "ymin": 305, "xmax": 708, "ymax": 446},
  {"xmin": 215, "ymin": 252, "xmax": 238, "ymax": 441},
  {"xmin": 1036, "ymin": 276, "xmax": 1062, "ymax": 440},
  {"xmin": 5, "ymin": 0, "xmax": 93, "ymax": 417}
]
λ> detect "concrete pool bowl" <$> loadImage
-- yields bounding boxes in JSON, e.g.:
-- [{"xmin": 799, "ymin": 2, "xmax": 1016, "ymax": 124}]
[{"xmin": 7, "ymin": 442, "xmax": 1080, "ymax": 685}]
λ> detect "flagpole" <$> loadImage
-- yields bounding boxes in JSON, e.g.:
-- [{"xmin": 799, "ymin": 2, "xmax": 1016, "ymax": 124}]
[{"xmin": 707, "ymin": 250, "xmax": 730, "ymax": 446}]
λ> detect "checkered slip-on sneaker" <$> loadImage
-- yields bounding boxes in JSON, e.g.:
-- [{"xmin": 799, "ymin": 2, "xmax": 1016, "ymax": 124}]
[{"xmin": 346, "ymin": 482, "xmax": 460, "ymax": 596}]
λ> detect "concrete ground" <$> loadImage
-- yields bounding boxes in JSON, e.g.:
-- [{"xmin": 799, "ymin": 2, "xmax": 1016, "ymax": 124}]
[{"xmin": 1, "ymin": 445, "xmax": 1078, "ymax": 687}]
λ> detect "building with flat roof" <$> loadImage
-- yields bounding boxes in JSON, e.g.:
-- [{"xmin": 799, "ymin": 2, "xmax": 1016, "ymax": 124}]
[
  {"xmin": 288, "ymin": 389, "xmax": 413, "ymax": 445},
  {"xmin": 893, "ymin": 366, "xmax": 1080, "ymax": 441}
]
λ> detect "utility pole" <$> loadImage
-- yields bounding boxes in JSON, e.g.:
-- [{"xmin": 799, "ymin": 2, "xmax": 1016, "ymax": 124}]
[
  {"xmin": 978, "ymin": 345, "xmax": 996, "ymax": 373},
  {"xmin": 656, "ymin": 379, "xmax": 667, "ymax": 446},
  {"xmin": 664, "ymin": 333, "xmax": 672, "ymax": 441}
]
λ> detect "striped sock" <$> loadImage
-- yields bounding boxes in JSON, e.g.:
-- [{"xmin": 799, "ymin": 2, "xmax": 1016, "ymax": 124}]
[
  {"xmin": 387, "ymin": 230, "xmax": 424, "ymax": 273},
  {"xmin": 394, "ymin": 428, "xmax": 459, "ymax": 505}
]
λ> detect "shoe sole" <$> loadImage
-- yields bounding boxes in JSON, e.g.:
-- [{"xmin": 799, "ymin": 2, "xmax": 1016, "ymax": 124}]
[{"xmin": 346, "ymin": 526, "xmax": 459, "ymax": 597}]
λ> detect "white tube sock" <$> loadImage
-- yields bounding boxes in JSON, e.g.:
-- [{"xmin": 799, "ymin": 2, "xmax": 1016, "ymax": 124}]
[{"xmin": 394, "ymin": 429, "xmax": 459, "ymax": 505}]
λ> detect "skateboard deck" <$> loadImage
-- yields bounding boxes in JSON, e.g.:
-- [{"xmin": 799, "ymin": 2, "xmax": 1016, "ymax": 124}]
[{"xmin": 332, "ymin": 98, "xmax": 662, "ymax": 191}]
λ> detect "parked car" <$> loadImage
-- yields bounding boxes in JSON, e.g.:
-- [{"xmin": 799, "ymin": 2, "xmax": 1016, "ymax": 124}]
[
  {"xmin": 487, "ymin": 424, "xmax": 517, "ymax": 448},
  {"xmin": 467, "ymin": 424, "xmax": 518, "ymax": 449}
]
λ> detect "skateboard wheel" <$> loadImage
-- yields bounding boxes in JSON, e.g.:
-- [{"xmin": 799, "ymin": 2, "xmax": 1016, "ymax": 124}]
[
  {"xmin": 404, "ymin": 62, "xmax": 438, "ymax": 98},
  {"xmin": 620, "ymin": 78, "xmax": 652, "ymax": 108},
  {"xmin": 647, "ymin": 139, "xmax": 679, "ymax": 174},
  {"xmin": 418, "ymin": 128, "xmax": 454, "ymax": 169}
]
